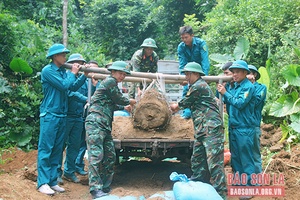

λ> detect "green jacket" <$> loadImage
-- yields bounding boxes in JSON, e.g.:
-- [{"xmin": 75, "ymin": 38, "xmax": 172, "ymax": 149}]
[
  {"xmin": 87, "ymin": 75, "xmax": 130, "ymax": 130},
  {"xmin": 130, "ymin": 49, "xmax": 159, "ymax": 73},
  {"xmin": 178, "ymin": 78, "xmax": 223, "ymax": 139}
]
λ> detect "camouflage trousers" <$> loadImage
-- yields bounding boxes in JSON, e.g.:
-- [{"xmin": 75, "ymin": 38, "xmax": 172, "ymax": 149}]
[
  {"xmin": 191, "ymin": 125, "xmax": 227, "ymax": 199},
  {"xmin": 85, "ymin": 120, "xmax": 116, "ymax": 192}
]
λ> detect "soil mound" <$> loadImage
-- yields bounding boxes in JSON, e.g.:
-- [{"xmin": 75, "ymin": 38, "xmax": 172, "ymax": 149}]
[{"xmin": 112, "ymin": 115, "xmax": 194, "ymax": 140}]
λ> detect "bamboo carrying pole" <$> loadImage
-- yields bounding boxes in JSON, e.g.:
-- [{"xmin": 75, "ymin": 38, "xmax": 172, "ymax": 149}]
[
  {"xmin": 63, "ymin": 63, "xmax": 232, "ymax": 83},
  {"xmin": 63, "ymin": 62, "xmax": 230, "ymax": 122},
  {"xmin": 87, "ymin": 74, "xmax": 182, "ymax": 84}
]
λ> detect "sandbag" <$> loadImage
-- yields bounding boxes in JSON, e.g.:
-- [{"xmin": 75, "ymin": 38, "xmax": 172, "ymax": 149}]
[
  {"xmin": 173, "ymin": 181, "xmax": 222, "ymax": 200},
  {"xmin": 170, "ymin": 172, "xmax": 222, "ymax": 200},
  {"xmin": 148, "ymin": 191, "xmax": 175, "ymax": 200},
  {"xmin": 96, "ymin": 195, "xmax": 145, "ymax": 200}
]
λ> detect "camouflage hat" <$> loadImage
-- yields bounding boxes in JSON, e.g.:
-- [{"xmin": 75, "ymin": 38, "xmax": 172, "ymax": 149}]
[
  {"xmin": 108, "ymin": 61, "xmax": 131, "ymax": 74},
  {"xmin": 248, "ymin": 65, "xmax": 261, "ymax": 80},
  {"xmin": 229, "ymin": 60, "xmax": 250, "ymax": 74},
  {"xmin": 182, "ymin": 62, "xmax": 205, "ymax": 76},
  {"xmin": 140, "ymin": 38, "xmax": 158, "ymax": 48},
  {"xmin": 67, "ymin": 53, "xmax": 86, "ymax": 63},
  {"xmin": 46, "ymin": 43, "xmax": 70, "ymax": 59}
]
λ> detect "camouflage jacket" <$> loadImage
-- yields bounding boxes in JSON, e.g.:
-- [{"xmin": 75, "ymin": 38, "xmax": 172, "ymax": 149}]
[
  {"xmin": 86, "ymin": 75, "xmax": 130, "ymax": 129},
  {"xmin": 130, "ymin": 49, "xmax": 159, "ymax": 73},
  {"xmin": 178, "ymin": 78, "xmax": 223, "ymax": 138}
]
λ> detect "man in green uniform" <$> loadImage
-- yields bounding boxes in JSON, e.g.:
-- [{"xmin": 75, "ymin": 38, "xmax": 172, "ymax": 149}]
[
  {"xmin": 85, "ymin": 61, "xmax": 136, "ymax": 199},
  {"xmin": 128, "ymin": 38, "xmax": 159, "ymax": 99},
  {"xmin": 170, "ymin": 62, "xmax": 227, "ymax": 199}
]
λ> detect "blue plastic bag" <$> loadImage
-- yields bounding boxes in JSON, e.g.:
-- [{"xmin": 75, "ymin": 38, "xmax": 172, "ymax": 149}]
[
  {"xmin": 169, "ymin": 172, "xmax": 189, "ymax": 182},
  {"xmin": 170, "ymin": 172, "xmax": 222, "ymax": 200},
  {"xmin": 148, "ymin": 191, "xmax": 175, "ymax": 200},
  {"xmin": 114, "ymin": 110, "xmax": 130, "ymax": 117},
  {"xmin": 96, "ymin": 195, "xmax": 145, "ymax": 200},
  {"xmin": 180, "ymin": 108, "xmax": 191, "ymax": 119}
]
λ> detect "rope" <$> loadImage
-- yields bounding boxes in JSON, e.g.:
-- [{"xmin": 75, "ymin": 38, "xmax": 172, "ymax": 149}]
[
  {"xmin": 139, "ymin": 73, "xmax": 168, "ymax": 101},
  {"xmin": 156, "ymin": 73, "xmax": 166, "ymax": 95}
]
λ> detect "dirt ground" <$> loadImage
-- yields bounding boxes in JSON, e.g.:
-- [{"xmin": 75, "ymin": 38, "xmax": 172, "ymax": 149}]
[{"xmin": 1, "ymin": 123, "xmax": 300, "ymax": 200}]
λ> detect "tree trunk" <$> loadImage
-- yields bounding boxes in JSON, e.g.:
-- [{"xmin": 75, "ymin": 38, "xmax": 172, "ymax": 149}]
[{"xmin": 62, "ymin": 0, "xmax": 68, "ymax": 46}]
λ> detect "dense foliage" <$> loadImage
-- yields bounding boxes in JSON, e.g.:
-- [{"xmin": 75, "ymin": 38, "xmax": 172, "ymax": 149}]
[
  {"xmin": 202, "ymin": 0, "xmax": 300, "ymax": 142},
  {"xmin": 0, "ymin": 0, "xmax": 299, "ymax": 150}
]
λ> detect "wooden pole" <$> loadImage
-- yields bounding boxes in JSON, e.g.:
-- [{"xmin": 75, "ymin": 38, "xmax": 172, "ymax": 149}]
[{"xmin": 63, "ymin": 63, "xmax": 232, "ymax": 83}]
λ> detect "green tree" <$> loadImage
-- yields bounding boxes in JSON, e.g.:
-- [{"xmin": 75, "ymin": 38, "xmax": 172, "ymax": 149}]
[
  {"xmin": 82, "ymin": 0, "xmax": 155, "ymax": 60},
  {"xmin": 1, "ymin": 0, "xmax": 65, "ymax": 26},
  {"xmin": 203, "ymin": 0, "xmax": 300, "ymax": 67},
  {"xmin": 0, "ymin": 17, "xmax": 57, "ymax": 149},
  {"xmin": 202, "ymin": 0, "xmax": 300, "ymax": 127},
  {"xmin": 269, "ymin": 39, "xmax": 300, "ymax": 142},
  {"xmin": 0, "ymin": 13, "xmax": 16, "ymax": 67},
  {"xmin": 81, "ymin": 0, "xmax": 211, "ymax": 61},
  {"xmin": 151, "ymin": 0, "xmax": 200, "ymax": 59},
  {"xmin": 149, "ymin": 0, "xmax": 216, "ymax": 59}
]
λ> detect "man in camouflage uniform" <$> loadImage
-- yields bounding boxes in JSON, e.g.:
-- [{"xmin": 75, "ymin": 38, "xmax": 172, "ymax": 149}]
[
  {"xmin": 128, "ymin": 38, "xmax": 159, "ymax": 99},
  {"xmin": 85, "ymin": 61, "xmax": 136, "ymax": 199},
  {"xmin": 170, "ymin": 62, "xmax": 227, "ymax": 199}
]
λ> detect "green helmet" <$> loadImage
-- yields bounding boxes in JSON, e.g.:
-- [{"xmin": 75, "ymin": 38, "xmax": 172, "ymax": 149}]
[
  {"xmin": 140, "ymin": 38, "xmax": 158, "ymax": 48},
  {"xmin": 46, "ymin": 43, "xmax": 70, "ymax": 59},
  {"xmin": 248, "ymin": 65, "xmax": 261, "ymax": 80},
  {"xmin": 108, "ymin": 61, "xmax": 131, "ymax": 74},
  {"xmin": 229, "ymin": 60, "xmax": 250, "ymax": 74},
  {"xmin": 67, "ymin": 53, "xmax": 86, "ymax": 63},
  {"xmin": 182, "ymin": 62, "xmax": 205, "ymax": 76}
]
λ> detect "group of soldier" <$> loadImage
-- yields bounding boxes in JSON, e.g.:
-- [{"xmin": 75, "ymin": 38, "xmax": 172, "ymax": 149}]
[{"xmin": 36, "ymin": 25, "xmax": 266, "ymax": 200}]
